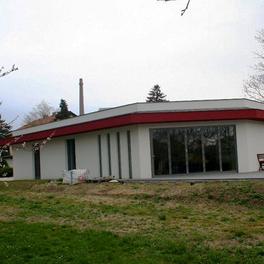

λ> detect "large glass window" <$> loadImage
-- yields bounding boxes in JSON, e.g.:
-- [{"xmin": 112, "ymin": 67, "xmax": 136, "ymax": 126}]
[
  {"xmin": 152, "ymin": 130, "xmax": 169, "ymax": 175},
  {"xmin": 151, "ymin": 125, "xmax": 237, "ymax": 176},
  {"xmin": 170, "ymin": 129, "xmax": 186, "ymax": 174},
  {"xmin": 220, "ymin": 126, "xmax": 237, "ymax": 171},
  {"xmin": 187, "ymin": 127, "xmax": 203, "ymax": 173},
  {"xmin": 203, "ymin": 127, "xmax": 220, "ymax": 172}
]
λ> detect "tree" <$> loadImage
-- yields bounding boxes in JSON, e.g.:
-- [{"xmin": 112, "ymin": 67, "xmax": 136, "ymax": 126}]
[
  {"xmin": 23, "ymin": 100, "xmax": 55, "ymax": 124},
  {"xmin": 157, "ymin": 0, "xmax": 191, "ymax": 16},
  {"xmin": 0, "ymin": 65, "xmax": 18, "ymax": 78},
  {"xmin": 0, "ymin": 65, "xmax": 17, "ymax": 174},
  {"xmin": 0, "ymin": 114, "xmax": 11, "ymax": 139},
  {"xmin": 0, "ymin": 103, "xmax": 12, "ymax": 172},
  {"xmin": 55, "ymin": 99, "xmax": 75, "ymax": 120},
  {"xmin": 146, "ymin": 84, "xmax": 168, "ymax": 102},
  {"xmin": 244, "ymin": 30, "xmax": 264, "ymax": 101},
  {"xmin": 0, "ymin": 115, "xmax": 12, "ymax": 165},
  {"xmin": 0, "ymin": 65, "xmax": 18, "ymax": 134}
]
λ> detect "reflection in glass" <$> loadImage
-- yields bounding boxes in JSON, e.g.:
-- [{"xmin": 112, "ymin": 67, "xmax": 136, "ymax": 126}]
[
  {"xmin": 151, "ymin": 125, "xmax": 237, "ymax": 176},
  {"xmin": 152, "ymin": 130, "xmax": 169, "ymax": 175},
  {"xmin": 187, "ymin": 128, "xmax": 203, "ymax": 173},
  {"xmin": 220, "ymin": 126, "xmax": 237, "ymax": 171},
  {"xmin": 203, "ymin": 127, "xmax": 220, "ymax": 171},
  {"xmin": 170, "ymin": 129, "xmax": 186, "ymax": 174}
]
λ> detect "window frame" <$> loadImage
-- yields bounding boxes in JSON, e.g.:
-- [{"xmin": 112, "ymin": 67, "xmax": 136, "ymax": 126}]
[{"xmin": 150, "ymin": 125, "xmax": 238, "ymax": 177}]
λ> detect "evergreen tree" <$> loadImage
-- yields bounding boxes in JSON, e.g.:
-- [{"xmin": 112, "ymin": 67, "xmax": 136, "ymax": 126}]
[
  {"xmin": 0, "ymin": 113, "xmax": 12, "ymax": 168},
  {"xmin": 146, "ymin": 85, "xmax": 168, "ymax": 102},
  {"xmin": 55, "ymin": 99, "xmax": 74, "ymax": 120},
  {"xmin": 0, "ymin": 114, "xmax": 11, "ymax": 139}
]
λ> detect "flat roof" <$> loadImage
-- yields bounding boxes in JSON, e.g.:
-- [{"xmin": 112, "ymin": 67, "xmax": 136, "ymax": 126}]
[
  {"xmin": 12, "ymin": 98, "xmax": 264, "ymax": 137},
  {"xmin": 2, "ymin": 98, "xmax": 264, "ymax": 146}
]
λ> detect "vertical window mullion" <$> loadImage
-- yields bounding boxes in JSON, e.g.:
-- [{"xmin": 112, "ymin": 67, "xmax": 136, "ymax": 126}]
[
  {"xmin": 117, "ymin": 132, "xmax": 122, "ymax": 179},
  {"xmin": 107, "ymin": 133, "xmax": 112, "ymax": 176},
  {"xmin": 201, "ymin": 130, "xmax": 206, "ymax": 172},
  {"xmin": 184, "ymin": 129, "xmax": 189, "ymax": 174},
  {"xmin": 98, "ymin": 135, "xmax": 102, "ymax": 177},
  {"xmin": 167, "ymin": 130, "xmax": 172, "ymax": 175},
  {"xmin": 218, "ymin": 127, "xmax": 223, "ymax": 172}
]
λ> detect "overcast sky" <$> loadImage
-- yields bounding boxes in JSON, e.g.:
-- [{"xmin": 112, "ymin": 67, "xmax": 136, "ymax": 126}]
[{"xmin": 0, "ymin": 0, "xmax": 263, "ymax": 127}]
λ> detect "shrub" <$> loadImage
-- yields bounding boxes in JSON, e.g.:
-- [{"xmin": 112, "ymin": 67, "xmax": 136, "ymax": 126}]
[{"xmin": 0, "ymin": 166, "xmax": 13, "ymax": 177}]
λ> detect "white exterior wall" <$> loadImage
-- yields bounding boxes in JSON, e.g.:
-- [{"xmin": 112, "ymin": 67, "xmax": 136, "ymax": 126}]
[
  {"xmin": 35, "ymin": 126, "xmax": 140, "ymax": 180},
  {"xmin": 40, "ymin": 138, "xmax": 67, "ymax": 179},
  {"xmin": 135, "ymin": 120, "xmax": 264, "ymax": 178},
  {"xmin": 236, "ymin": 121, "xmax": 264, "ymax": 172},
  {"xmin": 109, "ymin": 131, "xmax": 119, "ymax": 178},
  {"xmin": 76, "ymin": 127, "xmax": 139, "ymax": 179},
  {"xmin": 135, "ymin": 126, "xmax": 152, "ymax": 179},
  {"xmin": 13, "ymin": 147, "xmax": 34, "ymax": 180},
  {"xmin": 10, "ymin": 120, "xmax": 264, "ymax": 180},
  {"xmin": 75, "ymin": 132, "xmax": 100, "ymax": 178},
  {"xmin": 11, "ymin": 126, "xmax": 140, "ymax": 180},
  {"xmin": 13, "ymin": 138, "xmax": 67, "ymax": 180}
]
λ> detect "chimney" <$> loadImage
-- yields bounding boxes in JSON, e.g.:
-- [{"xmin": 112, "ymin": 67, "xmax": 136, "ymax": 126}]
[{"xmin": 79, "ymin": 78, "xmax": 84, "ymax": 115}]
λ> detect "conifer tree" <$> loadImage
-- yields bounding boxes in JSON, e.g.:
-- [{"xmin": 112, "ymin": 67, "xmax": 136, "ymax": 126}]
[
  {"xmin": 0, "ymin": 114, "xmax": 11, "ymax": 139},
  {"xmin": 55, "ymin": 99, "xmax": 74, "ymax": 120},
  {"xmin": 146, "ymin": 85, "xmax": 168, "ymax": 102},
  {"xmin": 0, "ymin": 112, "xmax": 12, "ymax": 168}
]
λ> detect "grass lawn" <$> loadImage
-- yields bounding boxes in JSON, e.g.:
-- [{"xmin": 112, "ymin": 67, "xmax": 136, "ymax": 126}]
[{"xmin": 0, "ymin": 180, "xmax": 263, "ymax": 263}]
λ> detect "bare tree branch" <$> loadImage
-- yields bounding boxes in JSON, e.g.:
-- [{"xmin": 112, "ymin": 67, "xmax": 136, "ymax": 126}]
[
  {"xmin": 6, "ymin": 115, "xmax": 19, "ymax": 127},
  {"xmin": 0, "ymin": 64, "xmax": 18, "ymax": 78},
  {"xmin": 23, "ymin": 100, "xmax": 55, "ymax": 125},
  {"xmin": 181, "ymin": 0, "xmax": 190, "ymax": 16},
  {"xmin": 157, "ymin": 0, "xmax": 191, "ymax": 16},
  {"xmin": 244, "ymin": 30, "xmax": 264, "ymax": 101}
]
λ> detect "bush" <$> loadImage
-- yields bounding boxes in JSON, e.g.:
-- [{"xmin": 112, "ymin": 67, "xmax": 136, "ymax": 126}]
[{"xmin": 0, "ymin": 167, "xmax": 13, "ymax": 177}]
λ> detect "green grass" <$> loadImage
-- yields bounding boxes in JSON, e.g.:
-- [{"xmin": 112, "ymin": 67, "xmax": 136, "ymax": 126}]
[{"xmin": 0, "ymin": 180, "xmax": 264, "ymax": 263}]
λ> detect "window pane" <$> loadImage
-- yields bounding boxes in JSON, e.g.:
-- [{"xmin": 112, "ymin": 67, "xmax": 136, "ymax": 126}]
[
  {"xmin": 170, "ymin": 129, "xmax": 186, "ymax": 174},
  {"xmin": 34, "ymin": 148, "xmax": 41, "ymax": 180},
  {"xmin": 187, "ymin": 128, "xmax": 203, "ymax": 173},
  {"xmin": 67, "ymin": 139, "xmax": 76, "ymax": 170},
  {"xmin": 152, "ymin": 130, "xmax": 169, "ymax": 175},
  {"xmin": 151, "ymin": 125, "xmax": 237, "ymax": 176},
  {"xmin": 220, "ymin": 126, "xmax": 237, "ymax": 171},
  {"xmin": 203, "ymin": 127, "xmax": 220, "ymax": 171}
]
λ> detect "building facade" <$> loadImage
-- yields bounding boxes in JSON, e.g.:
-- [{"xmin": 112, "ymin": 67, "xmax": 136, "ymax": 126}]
[{"xmin": 1, "ymin": 99, "xmax": 264, "ymax": 180}]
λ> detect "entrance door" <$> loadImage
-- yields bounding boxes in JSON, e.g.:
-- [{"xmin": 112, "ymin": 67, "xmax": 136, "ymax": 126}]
[{"xmin": 34, "ymin": 148, "xmax": 41, "ymax": 179}]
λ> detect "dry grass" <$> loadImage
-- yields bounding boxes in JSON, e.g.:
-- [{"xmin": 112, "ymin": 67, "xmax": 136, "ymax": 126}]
[{"xmin": 0, "ymin": 180, "xmax": 264, "ymax": 250}]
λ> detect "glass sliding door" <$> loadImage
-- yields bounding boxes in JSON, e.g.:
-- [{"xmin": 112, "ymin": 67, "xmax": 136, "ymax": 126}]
[
  {"xmin": 187, "ymin": 127, "xmax": 203, "ymax": 173},
  {"xmin": 152, "ymin": 129, "xmax": 169, "ymax": 175},
  {"xmin": 220, "ymin": 126, "xmax": 237, "ymax": 171},
  {"xmin": 203, "ymin": 127, "xmax": 220, "ymax": 172},
  {"xmin": 170, "ymin": 129, "xmax": 187, "ymax": 174},
  {"xmin": 150, "ymin": 125, "xmax": 237, "ymax": 176}
]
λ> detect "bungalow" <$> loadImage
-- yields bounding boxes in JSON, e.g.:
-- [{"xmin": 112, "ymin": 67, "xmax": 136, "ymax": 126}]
[{"xmin": 1, "ymin": 98, "xmax": 264, "ymax": 180}]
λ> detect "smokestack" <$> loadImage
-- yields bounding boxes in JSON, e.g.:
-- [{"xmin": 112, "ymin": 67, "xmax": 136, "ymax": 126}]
[{"xmin": 79, "ymin": 78, "xmax": 84, "ymax": 115}]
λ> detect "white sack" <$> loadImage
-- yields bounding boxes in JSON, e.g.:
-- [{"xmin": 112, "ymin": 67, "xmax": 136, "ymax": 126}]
[{"xmin": 62, "ymin": 169, "xmax": 89, "ymax": 185}]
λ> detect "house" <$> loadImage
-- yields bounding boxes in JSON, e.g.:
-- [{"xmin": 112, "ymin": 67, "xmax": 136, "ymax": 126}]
[
  {"xmin": 1, "ymin": 98, "xmax": 264, "ymax": 180},
  {"xmin": 20, "ymin": 111, "xmax": 77, "ymax": 130}
]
